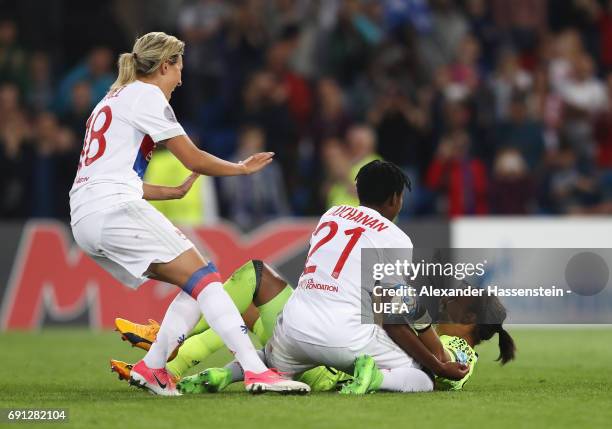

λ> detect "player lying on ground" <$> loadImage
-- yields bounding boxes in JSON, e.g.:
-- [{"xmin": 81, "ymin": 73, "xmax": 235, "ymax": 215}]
[
  {"xmin": 317, "ymin": 292, "xmax": 516, "ymax": 393},
  {"xmin": 69, "ymin": 31, "xmax": 308, "ymax": 395},
  {"xmin": 111, "ymin": 260, "xmax": 514, "ymax": 393}
]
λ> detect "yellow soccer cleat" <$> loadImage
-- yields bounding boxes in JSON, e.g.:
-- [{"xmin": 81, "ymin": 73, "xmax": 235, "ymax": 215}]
[
  {"xmin": 114, "ymin": 318, "xmax": 160, "ymax": 351},
  {"xmin": 110, "ymin": 359, "xmax": 133, "ymax": 382}
]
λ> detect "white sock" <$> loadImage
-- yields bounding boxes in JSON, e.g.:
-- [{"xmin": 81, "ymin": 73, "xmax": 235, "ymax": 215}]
[
  {"xmin": 380, "ymin": 367, "xmax": 434, "ymax": 392},
  {"xmin": 143, "ymin": 291, "xmax": 200, "ymax": 369},
  {"xmin": 197, "ymin": 283, "xmax": 267, "ymax": 373},
  {"xmin": 225, "ymin": 349, "xmax": 266, "ymax": 382}
]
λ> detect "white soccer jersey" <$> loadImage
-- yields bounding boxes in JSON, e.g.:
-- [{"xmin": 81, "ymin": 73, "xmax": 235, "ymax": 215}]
[
  {"xmin": 69, "ymin": 80, "xmax": 186, "ymax": 225},
  {"xmin": 281, "ymin": 205, "xmax": 414, "ymax": 348}
]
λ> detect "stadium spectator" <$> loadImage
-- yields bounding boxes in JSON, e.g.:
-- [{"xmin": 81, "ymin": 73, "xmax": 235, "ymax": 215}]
[
  {"xmin": 368, "ymin": 86, "xmax": 428, "ymax": 171},
  {"xmin": 0, "ymin": 82, "xmax": 24, "ymax": 128},
  {"xmin": 265, "ymin": 25, "xmax": 312, "ymax": 133},
  {"xmin": 0, "ymin": 19, "xmax": 28, "ymax": 93},
  {"xmin": 326, "ymin": 0, "xmax": 371, "ymax": 86},
  {"xmin": 346, "ymin": 124, "xmax": 382, "ymax": 180},
  {"xmin": 24, "ymin": 52, "xmax": 54, "ymax": 113},
  {"xmin": 262, "ymin": 0, "xmax": 305, "ymax": 38},
  {"xmin": 52, "ymin": 126, "xmax": 79, "ymax": 219},
  {"xmin": 382, "ymin": 0, "xmax": 432, "ymax": 35},
  {"xmin": 559, "ymin": 53, "xmax": 608, "ymax": 115},
  {"xmin": 425, "ymin": 130, "xmax": 488, "ymax": 216},
  {"xmin": 311, "ymin": 77, "xmax": 352, "ymax": 151},
  {"xmin": 559, "ymin": 53, "xmax": 608, "ymax": 171},
  {"xmin": 351, "ymin": 0, "xmax": 385, "ymax": 46},
  {"xmin": 594, "ymin": 72, "xmax": 612, "ymax": 169},
  {"xmin": 447, "ymin": 34, "xmax": 482, "ymax": 96},
  {"xmin": 30, "ymin": 112, "xmax": 62, "ymax": 218},
  {"xmin": 490, "ymin": 49, "xmax": 533, "ymax": 121},
  {"xmin": 464, "ymin": 0, "xmax": 499, "ymax": 73},
  {"xmin": 489, "ymin": 148, "xmax": 534, "ymax": 214},
  {"xmin": 60, "ymin": 81, "xmax": 93, "ymax": 138},
  {"xmin": 2, "ymin": 1, "xmax": 612, "ymax": 221},
  {"xmin": 54, "ymin": 47, "xmax": 114, "ymax": 114},
  {"xmin": 239, "ymin": 70, "xmax": 298, "ymax": 190},
  {"xmin": 437, "ymin": 97, "xmax": 472, "ymax": 140},
  {"xmin": 494, "ymin": 92, "xmax": 545, "ymax": 169},
  {"xmin": 595, "ymin": 0, "xmax": 612, "ymax": 72},
  {"xmin": 0, "ymin": 86, "xmax": 32, "ymax": 218},
  {"xmin": 177, "ymin": 0, "xmax": 230, "ymax": 112},
  {"xmin": 418, "ymin": 0, "xmax": 468, "ymax": 74},
  {"xmin": 219, "ymin": 126, "xmax": 289, "ymax": 229},
  {"xmin": 223, "ymin": 0, "xmax": 269, "ymax": 105},
  {"xmin": 538, "ymin": 144, "xmax": 602, "ymax": 214},
  {"xmin": 490, "ymin": 0, "xmax": 547, "ymax": 54},
  {"xmin": 321, "ymin": 137, "xmax": 356, "ymax": 208}
]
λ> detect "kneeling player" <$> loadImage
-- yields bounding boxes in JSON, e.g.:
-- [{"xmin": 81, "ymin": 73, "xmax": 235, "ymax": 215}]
[{"xmin": 252, "ymin": 161, "xmax": 469, "ymax": 393}]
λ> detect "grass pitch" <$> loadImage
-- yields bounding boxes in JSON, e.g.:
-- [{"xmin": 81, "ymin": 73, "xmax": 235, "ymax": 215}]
[{"xmin": 0, "ymin": 328, "xmax": 610, "ymax": 429}]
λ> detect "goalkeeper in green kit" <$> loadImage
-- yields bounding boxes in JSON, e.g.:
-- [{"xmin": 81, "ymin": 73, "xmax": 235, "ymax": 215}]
[{"xmin": 111, "ymin": 260, "xmax": 514, "ymax": 393}]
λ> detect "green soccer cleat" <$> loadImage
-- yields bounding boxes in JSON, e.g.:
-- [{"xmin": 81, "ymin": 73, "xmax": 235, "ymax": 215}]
[
  {"xmin": 339, "ymin": 355, "xmax": 383, "ymax": 395},
  {"xmin": 298, "ymin": 366, "xmax": 353, "ymax": 392},
  {"xmin": 178, "ymin": 367, "xmax": 233, "ymax": 394}
]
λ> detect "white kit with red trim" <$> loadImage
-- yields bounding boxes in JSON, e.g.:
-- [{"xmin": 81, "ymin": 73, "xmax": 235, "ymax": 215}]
[
  {"xmin": 281, "ymin": 205, "xmax": 413, "ymax": 349},
  {"xmin": 69, "ymin": 80, "xmax": 185, "ymax": 226}
]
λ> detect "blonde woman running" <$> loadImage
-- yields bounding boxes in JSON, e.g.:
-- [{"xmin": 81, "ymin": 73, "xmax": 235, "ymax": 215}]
[{"xmin": 69, "ymin": 32, "xmax": 309, "ymax": 396}]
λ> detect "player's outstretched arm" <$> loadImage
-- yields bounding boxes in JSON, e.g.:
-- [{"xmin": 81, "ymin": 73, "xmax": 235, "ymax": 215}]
[
  {"xmin": 166, "ymin": 134, "xmax": 274, "ymax": 176},
  {"xmin": 142, "ymin": 172, "xmax": 200, "ymax": 200}
]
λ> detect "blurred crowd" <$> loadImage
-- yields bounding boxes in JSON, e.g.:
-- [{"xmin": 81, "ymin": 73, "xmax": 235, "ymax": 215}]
[{"xmin": 2, "ymin": 0, "xmax": 612, "ymax": 227}]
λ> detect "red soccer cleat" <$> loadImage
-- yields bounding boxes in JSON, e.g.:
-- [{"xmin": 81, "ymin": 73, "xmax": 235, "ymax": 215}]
[
  {"xmin": 129, "ymin": 360, "xmax": 181, "ymax": 396},
  {"xmin": 244, "ymin": 368, "xmax": 310, "ymax": 395}
]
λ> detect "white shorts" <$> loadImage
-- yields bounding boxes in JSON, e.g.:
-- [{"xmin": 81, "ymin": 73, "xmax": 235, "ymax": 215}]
[
  {"xmin": 264, "ymin": 316, "xmax": 419, "ymax": 377},
  {"xmin": 71, "ymin": 199, "xmax": 194, "ymax": 289}
]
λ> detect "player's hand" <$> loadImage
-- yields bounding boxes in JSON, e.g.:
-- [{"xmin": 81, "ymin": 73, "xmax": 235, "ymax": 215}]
[
  {"xmin": 176, "ymin": 172, "xmax": 200, "ymax": 197},
  {"xmin": 239, "ymin": 152, "xmax": 275, "ymax": 175},
  {"xmin": 436, "ymin": 361, "xmax": 469, "ymax": 381}
]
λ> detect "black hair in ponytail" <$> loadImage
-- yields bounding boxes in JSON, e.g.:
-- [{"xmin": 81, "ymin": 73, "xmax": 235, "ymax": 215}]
[{"xmin": 495, "ymin": 326, "xmax": 516, "ymax": 364}]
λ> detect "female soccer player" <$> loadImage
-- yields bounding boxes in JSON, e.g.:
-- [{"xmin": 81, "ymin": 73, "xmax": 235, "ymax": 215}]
[
  {"xmin": 338, "ymin": 292, "xmax": 517, "ymax": 393},
  {"xmin": 69, "ymin": 32, "xmax": 308, "ymax": 396}
]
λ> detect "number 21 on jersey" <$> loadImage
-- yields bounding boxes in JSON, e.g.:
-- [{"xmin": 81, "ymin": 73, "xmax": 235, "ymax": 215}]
[{"xmin": 303, "ymin": 220, "xmax": 365, "ymax": 279}]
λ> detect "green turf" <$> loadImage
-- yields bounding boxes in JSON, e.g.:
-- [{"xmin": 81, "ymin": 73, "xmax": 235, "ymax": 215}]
[{"xmin": 0, "ymin": 328, "xmax": 610, "ymax": 429}]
